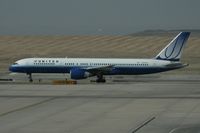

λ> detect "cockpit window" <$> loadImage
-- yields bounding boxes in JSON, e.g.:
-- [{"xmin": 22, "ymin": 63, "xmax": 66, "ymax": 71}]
[{"xmin": 13, "ymin": 63, "xmax": 18, "ymax": 65}]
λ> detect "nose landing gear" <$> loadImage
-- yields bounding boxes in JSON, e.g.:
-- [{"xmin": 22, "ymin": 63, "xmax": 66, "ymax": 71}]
[{"xmin": 27, "ymin": 73, "xmax": 33, "ymax": 82}]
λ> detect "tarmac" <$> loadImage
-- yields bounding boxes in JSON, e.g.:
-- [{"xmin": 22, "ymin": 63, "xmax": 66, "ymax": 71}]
[{"xmin": 0, "ymin": 74, "xmax": 200, "ymax": 133}]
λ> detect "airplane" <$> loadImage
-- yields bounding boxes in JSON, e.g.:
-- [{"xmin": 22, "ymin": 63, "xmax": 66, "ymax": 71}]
[{"xmin": 9, "ymin": 32, "xmax": 190, "ymax": 82}]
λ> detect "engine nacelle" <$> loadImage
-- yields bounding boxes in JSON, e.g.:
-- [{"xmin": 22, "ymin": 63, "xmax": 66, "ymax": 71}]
[{"xmin": 70, "ymin": 68, "xmax": 91, "ymax": 79}]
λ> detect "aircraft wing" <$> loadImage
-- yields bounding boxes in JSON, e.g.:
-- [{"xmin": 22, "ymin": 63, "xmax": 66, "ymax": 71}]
[{"xmin": 84, "ymin": 65, "xmax": 114, "ymax": 74}]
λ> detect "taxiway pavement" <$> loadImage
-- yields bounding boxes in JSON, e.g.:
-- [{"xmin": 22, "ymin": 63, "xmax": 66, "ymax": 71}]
[{"xmin": 0, "ymin": 77, "xmax": 200, "ymax": 133}]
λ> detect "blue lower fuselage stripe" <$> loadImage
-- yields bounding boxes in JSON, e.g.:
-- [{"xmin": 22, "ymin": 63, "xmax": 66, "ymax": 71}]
[{"xmin": 9, "ymin": 66, "xmax": 178, "ymax": 75}]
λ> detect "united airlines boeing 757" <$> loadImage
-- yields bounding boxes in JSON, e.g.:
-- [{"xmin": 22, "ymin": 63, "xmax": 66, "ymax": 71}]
[{"xmin": 9, "ymin": 32, "xmax": 190, "ymax": 82}]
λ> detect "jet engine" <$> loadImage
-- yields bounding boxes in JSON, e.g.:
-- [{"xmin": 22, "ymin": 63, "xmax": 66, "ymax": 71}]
[{"xmin": 70, "ymin": 68, "xmax": 91, "ymax": 79}]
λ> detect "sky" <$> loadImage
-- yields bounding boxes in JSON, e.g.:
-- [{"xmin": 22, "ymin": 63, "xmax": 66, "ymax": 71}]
[{"xmin": 0, "ymin": 0, "xmax": 199, "ymax": 35}]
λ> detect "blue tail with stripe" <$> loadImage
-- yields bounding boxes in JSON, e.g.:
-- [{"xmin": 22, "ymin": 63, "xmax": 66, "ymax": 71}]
[{"xmin": 155, "ymin": 32, "xmax": 190, "ymax": 61}]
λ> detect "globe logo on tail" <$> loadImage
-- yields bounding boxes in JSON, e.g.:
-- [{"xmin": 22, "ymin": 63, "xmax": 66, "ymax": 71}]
[{"xmin": 156, "ymin": 32, "xmax": 190, "ymax": 61}]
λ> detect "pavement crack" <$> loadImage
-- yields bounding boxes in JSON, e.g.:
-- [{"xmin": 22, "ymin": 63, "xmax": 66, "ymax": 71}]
[{"xmin": 0, "ymin": 97, "xmax": 56, "ymax": 117}]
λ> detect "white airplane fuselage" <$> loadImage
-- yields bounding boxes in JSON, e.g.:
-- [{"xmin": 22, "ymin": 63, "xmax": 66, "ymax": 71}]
[{"xmin": 9, "ymin": 58, "xmax": 184, "ymax": 75}]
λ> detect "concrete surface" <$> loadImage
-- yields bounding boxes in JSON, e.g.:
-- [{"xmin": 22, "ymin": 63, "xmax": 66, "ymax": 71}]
[{"xmin": 0, "ymin": 78, "xmax": 200, "ymax": 133}]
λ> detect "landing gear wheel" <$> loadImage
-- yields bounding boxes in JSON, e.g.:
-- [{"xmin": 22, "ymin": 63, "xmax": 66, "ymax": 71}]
[
  {"xmin": 96, "ymin": 78, "xmax": 106, "ymax": 83},
  {"xmin": 96, "ymin": 74, "xmax": 106, "ymax": 83},
  {"xmin": 29, "ymin": 79, "xmax": 33, "ymax": 82},
  {"xmin": 27, "ymin": 73, "xmax": 33, "ymax": 82}
]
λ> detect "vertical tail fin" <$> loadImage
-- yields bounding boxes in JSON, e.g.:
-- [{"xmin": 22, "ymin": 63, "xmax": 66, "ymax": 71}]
[{"xmin": 155, "ymin": 32, "xmax": 190, "ymax": 61}]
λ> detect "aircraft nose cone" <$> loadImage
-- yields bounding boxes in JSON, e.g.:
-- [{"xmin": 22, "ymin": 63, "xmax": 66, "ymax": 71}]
[
  {"xmin": 9, "ymin": 66, "xmax": 13, "ymax": 72},
  {"xmin": 9, "ymin": 65, "xmax": 17, "ymax": 72}
]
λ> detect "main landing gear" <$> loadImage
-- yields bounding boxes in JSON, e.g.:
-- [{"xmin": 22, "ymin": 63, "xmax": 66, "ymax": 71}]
[
  {"xmin": 96, "ymin": 74, "xmax": 106, "ymax": 83},
  {"xmin": 27, "ymin": 73, "xmax": 33, "ymax": 82}
]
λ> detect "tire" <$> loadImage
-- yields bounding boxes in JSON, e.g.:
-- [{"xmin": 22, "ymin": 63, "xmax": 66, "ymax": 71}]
[{"xmin": 96, "ymin": 78, "xmax": 106, "ymax": 83}]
